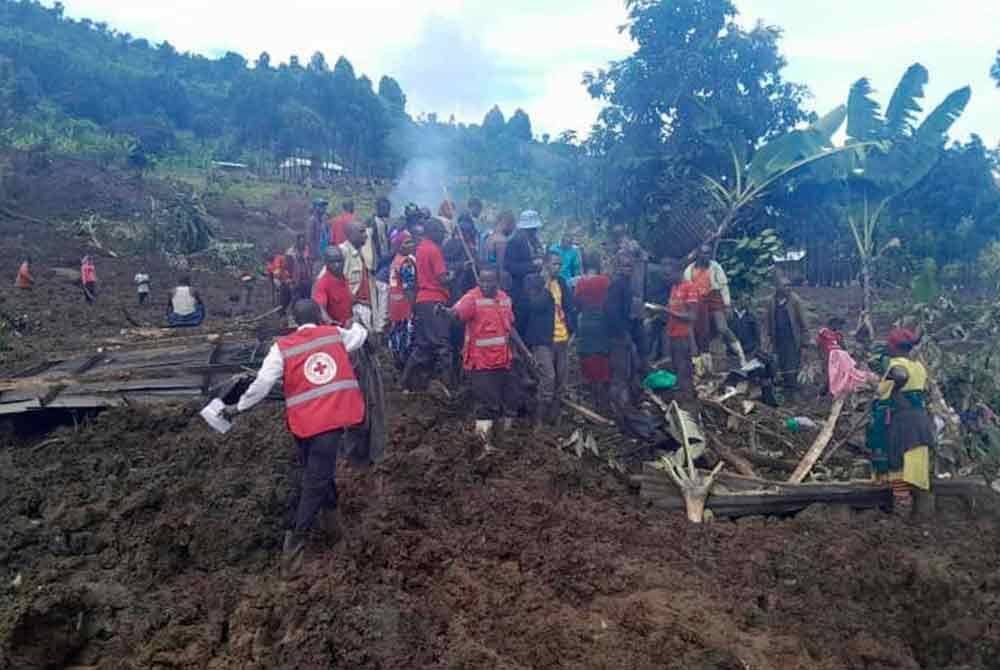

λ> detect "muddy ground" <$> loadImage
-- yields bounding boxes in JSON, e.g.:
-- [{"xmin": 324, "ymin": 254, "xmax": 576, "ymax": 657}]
[{"xmin": 1, "ymin": 155, "xmax": 999, "ymax": 669}]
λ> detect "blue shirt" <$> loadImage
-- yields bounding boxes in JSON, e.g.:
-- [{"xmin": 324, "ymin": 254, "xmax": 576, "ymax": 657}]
[{"xmin": 548, "ymin": 244, "xmax": 582, "ymax": 282}]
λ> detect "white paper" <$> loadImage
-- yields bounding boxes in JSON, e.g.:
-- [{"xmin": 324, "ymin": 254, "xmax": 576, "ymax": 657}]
[{"xmin": 200, "ymin": 398, "xmax": 233, "ymax": 434}]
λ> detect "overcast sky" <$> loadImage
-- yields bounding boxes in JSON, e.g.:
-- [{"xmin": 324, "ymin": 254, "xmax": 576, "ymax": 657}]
[{"xmin": 51, "ymin": 0, "xmax": 1000, "ymax": 146}]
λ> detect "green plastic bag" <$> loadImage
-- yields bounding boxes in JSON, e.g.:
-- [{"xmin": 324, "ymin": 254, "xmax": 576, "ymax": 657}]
[{"xmin": 643, "ymin": 370, "xmax": 677, "ymax": 390}]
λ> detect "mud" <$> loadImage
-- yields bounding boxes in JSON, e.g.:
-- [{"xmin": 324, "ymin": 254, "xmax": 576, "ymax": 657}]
[{"xmin": 1, "ymin": 393, "xmax": 999, "ymax": 669}]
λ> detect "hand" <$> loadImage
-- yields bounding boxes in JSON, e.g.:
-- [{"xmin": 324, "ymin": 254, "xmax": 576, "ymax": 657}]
[{"xmin": 221, "ymin": 406, "xmax": 238, "ymax": 421}]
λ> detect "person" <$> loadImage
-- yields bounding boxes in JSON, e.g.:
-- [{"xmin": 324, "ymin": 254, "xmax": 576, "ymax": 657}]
[
  {"xmin": 517, "ymin": 273, "xmax": 556, "ymax": 428},
  {"xmin": 134, "ymin": 270, "xmax": 151, "ymax": 305},
  {"xmin": 607, "ymin": 222, "xmax": 647, "ymax": 323},
  {"xmin": 605, "ymin": 251, "xmax": 643, "ymax": 420},
  {"xmin": 167, "ymin": 275, "xmax": 205, "ymax": 327},
  {"xmin": 664, "ymin": 260, "xmax": 700, "ymax": 396},
  {"xmin": 80, "ymin": 255, "xmax": 97, "ymax": 303},
  {"xmin": 267, "ymin": 250, "xmax": 293, "ymax": 314},
  {"xmin": 540, "ymin": 251, "xmax": 576, "ymax": 425},
  {"xmin": 467, "ymin": 197, "xmax": 484, "ymax": 223},
  {"xmin": 817, "ymin": 317, "xmax": 847, "ymax": 395},
  {"xmin": 403, "ymin": 203, "xmax": 423, "ymax": 236},
  {"xmin": 504, "ymin": 210, "xmax": 545, "ymax": 319},
  {"xmin": 574, "ymin": 253, "xmax": 612, "ymax": 410},
  {"xmin": 368, "ymin": 197, "xmax": 393, "ymax": 338},
  {"xmin": 549, "ymin": 230, "xmax": 582, "ymax": 283},
  {"xmin": 329, "ymin": 200, "xmax": 355, "ymax": 247},
  {"xmin": 444, "ymin": 214, "xmax": 480, "ymax": 299},
  {"xmin": 338, "ymin": 221, "xmax": 375, "ymax": 331},
  {"xmin": 482, "ymin": 210, "xmax": 517, "ymax": 292},
  {"xmin": 763, "ymin": 276, "xmax": 808, "ymax": 395},
  {"xmin": 287, "ymin": 234, "xmax": 314, "ymax": 301},
  {"xmin": 443, "ymin": 266, "xmax": 519, "ymax": 452},
  {"xmin": 729, "ymin": 294, "xmax": 760, "ymax": 359},
  {"xmin": 15, "ymin": 257, "xmax": 33, "ymax": 289},
  {"xmin": 226, "ymin": 299, "xmax": 368, "ymax": 564},
  {"xmin": 310, "ymin": 198, "xmax": 329, "ymax": 257},
  {"xmin": 312, "ymin": 246, "xmax": 354, "ymax": 326},
  {"xmin": 437, "ymin": 199, "xmax": 457, "ymax": 237},
  {"xmin": 387, "ymin": 230, "xmax": 418, "ymax": 370},
  {"xmin": 684, "ymin": 244, "xmax": 746, "ymax": 368},
  {"xmin": 400, "ymin": 219, "xmax": 452, "ymax": 394},
  {"xmin": 867, "ymin": 328, "xmax": 935, "ymax": 515},
  {"xmin": 444, "ymin": 214, "xmax": 481, "ymax": 385}
]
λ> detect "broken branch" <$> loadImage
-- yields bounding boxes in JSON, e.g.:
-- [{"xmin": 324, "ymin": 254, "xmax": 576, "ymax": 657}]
[{"xmin": 788, "ymin": 396, "xmax": 846, "ymax": 484}]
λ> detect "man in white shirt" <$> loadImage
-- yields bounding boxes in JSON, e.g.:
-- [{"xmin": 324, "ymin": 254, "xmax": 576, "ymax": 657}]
[{"xmin": 228, "ymin": 299, "xmax": 368, "ymax": 566}]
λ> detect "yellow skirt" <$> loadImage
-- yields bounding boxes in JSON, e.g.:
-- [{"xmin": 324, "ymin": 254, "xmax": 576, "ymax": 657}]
[{"xmin": 877, "ymin": 446, "xmax": 931, "ymax": 490}]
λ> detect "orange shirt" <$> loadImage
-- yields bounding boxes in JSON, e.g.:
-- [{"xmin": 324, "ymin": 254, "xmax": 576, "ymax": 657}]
[
  {"xmin": 690, "ymin": 267, "xmax": 712, "ymax": 298},
  {"xmin": 667, "ymin": 280, "xmax": 700, "ymax": 338}
]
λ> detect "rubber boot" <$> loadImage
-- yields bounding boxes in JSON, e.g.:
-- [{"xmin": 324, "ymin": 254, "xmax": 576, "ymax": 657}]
[
  {"xmin": 475, "ymin": 420, "xmax": 496, "ymax": 455},
  {"xmin": 318, "ymin": 508, "xmax": 343, "ymax": 545},
  {"xmin": 281, "ymin": 531, "xmax": 306, "ymax": 575},
  {"xmin": 548, "ymin": 400, "xmax": 562, "ymax": 428}
]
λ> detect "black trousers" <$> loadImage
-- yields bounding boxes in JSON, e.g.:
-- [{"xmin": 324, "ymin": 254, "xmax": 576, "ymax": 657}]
[
  {"xmin": 669, "ymin": 335, "xmax": 695, "ymax": 395},
  {"xmin": 292, "ymin": 430, "xmax": 341, "ymax": 535},
  {"xmin": 469, "ymin": 368, "xmax": 518, "ymax": 420},
  {"xmin": 401, "ymin": 302, "xmax": 451, "ymax": 390}
]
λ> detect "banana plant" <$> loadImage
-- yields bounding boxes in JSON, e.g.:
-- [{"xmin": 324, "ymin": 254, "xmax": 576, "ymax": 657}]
[
  {"xmin": 701, "ymin": 105, "xmax": 866, "ymax": 248},
  {"xmin": 837, "ymin": 64, "xmax": 970, "ymax": 339}
]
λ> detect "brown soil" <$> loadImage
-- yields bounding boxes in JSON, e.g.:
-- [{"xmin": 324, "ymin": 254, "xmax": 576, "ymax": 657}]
[
  {"xmin": 2, "ymin": 155, "xmax": 999, "ymax": 669},
  {"xmin": 2, "ymin": 398, "xmax": 999, "ymax": 670}
]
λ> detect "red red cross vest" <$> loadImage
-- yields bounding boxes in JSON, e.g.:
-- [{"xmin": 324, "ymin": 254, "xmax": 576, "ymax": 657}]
[
  {"xmin": 462, "ymin": 288, "xmax": 514, "ymax": 371},
  {"xmin": 277, "ymin": 326, "xmax": 364, "ymax": 439},
  {"xmin": 388, "ymin": 254, "xmax": 413, "ymax": 323}
]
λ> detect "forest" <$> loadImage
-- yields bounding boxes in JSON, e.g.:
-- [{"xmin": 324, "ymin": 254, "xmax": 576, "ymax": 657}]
[{"xmin": 2, "ymin": 0, "xmax": 1000, "ymax": 291}]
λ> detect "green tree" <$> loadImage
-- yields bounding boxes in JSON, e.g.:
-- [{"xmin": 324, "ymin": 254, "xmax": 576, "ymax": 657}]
[
  {"xmin": 507, "ymin": 109, "xmax": 532, "ymax": 142},
  {"xmin": 584, "ymin": 0, "xmax": 811, "ymax": 250},
  {"xmin": 992, "ymin": 50, "xmax": 1000, "ymax": 86}
]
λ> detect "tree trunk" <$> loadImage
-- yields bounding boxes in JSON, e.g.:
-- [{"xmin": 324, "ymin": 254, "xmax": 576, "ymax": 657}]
[{"xmin": 857, "ymin": 259, "xmax": 875, "ymax": 341}]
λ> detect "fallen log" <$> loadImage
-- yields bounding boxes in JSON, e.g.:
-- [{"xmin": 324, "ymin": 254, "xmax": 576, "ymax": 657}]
[{"xmin": 789, "ymin": 395, "xmax": 845, "ymax": 483}]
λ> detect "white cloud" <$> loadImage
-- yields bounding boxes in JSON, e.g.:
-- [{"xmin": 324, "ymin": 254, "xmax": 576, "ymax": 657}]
[{"xmin": 46, "ymin": 1, "xmax": 1000, "ymax": 144}]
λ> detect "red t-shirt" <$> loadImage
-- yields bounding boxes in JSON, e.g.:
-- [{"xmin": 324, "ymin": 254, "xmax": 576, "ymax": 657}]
[
  {"xmin": 415, "ymin": 239, "xmax": 449, "ymax": 304},
  {"xmin": 329, "ymin": 213, "xmax": 355, "ymax": 246},
  {"xmin": 667, "ymin": 280, "xmax": 700, "ymax": 338},
  {"xmin": 574, "ymin": 275, "xmax": 611, "ymax": 308},
  {"xmin": 312, "ymin": 270, "xmax": 353, "ymax": 325}
]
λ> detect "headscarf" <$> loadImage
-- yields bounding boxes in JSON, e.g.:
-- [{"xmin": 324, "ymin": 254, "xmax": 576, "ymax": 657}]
[
  {"xmin": 887, "ymin": 327, "xmax": 919, "ymax": 353},
  {"xmin": 390, "ymin": 230, "xmax": 412, "ymax": 253}
]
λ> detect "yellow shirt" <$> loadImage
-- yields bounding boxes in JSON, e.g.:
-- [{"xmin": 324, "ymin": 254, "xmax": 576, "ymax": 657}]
[
  {"xmin": 877, "ymin": 357, "xmax": 928, "ymax": 400},
  {"xmin": 549, "ymin": 279, "xmax": 569, "ymax": 343}
]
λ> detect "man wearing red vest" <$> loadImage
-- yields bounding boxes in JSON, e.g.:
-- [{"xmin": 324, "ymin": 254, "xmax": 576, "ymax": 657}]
[
  {"xmin": 444, "ymin": 267, "xmax": 521, "ymax": 453},
  {"xmin": 228, "ymin": 299, "xmax": 367, "ymax": 563}
]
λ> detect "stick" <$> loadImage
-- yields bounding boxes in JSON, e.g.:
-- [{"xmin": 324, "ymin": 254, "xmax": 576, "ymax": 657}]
[
  {"xmin": 245, "ymin": 306, "xmax": 284, "ymax": 323},
  {"xmin": 788, "ymin": 395, "xmax": 846, "ymax": 484},
  {"xmin": 562, "ymin": 398, "xmax": 614, "ymax": 426}
]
